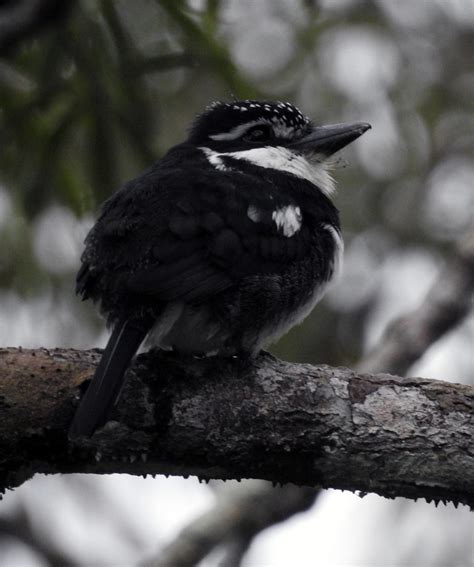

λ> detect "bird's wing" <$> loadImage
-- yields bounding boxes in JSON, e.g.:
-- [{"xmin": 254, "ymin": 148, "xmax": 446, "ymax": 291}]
[
  {"xmin": 124, "ymin": 173, "xmax": 315, "ymax": 302},
  {"xmin": 78, "ymin": 167, "xmax": 316, "ymax": 305}
]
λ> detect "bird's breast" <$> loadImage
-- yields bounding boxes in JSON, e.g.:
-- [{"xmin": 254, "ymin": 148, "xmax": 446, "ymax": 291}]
[{"xmin": 148, "ymin": 222, "xmax": 343, "ymax": 356}]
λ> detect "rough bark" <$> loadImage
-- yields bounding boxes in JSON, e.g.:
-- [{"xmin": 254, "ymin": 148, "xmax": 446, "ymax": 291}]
[
  {"xmin": 0, "ymin": 347, "xmax": 472, "ymax": 508},
  {"xmin": 149, "ymin": 229, "xmax": 474, "ymax": 567}
]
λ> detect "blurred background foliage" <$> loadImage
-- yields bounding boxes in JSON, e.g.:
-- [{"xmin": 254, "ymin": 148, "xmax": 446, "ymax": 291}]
[
  {"xmin": 0, "ymin": 0, "xmax": 473, "ymax": 566},
  {"xmin": 0, "ymin": 0, "xmax": 472, "ymax": 366},
  {"xmin": 0, "ymin": 0, "xmax": 473, "ymax": 364}
]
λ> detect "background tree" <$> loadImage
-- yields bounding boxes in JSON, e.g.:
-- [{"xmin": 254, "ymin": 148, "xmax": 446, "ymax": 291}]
[{"xmin": 0, "ymin": 0, "xmax": 472, "ymax": 566}]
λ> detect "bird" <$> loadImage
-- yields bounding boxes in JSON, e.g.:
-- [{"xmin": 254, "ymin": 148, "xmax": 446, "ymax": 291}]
[{"xmin": 68, "ymin": 100, "xmax": 370, "ymax": 439}]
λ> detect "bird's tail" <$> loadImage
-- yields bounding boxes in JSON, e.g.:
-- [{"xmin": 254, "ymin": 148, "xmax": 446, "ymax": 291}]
[{"xmin": 68, "ymin": 317, "xmax": 153, "ymax": 439}]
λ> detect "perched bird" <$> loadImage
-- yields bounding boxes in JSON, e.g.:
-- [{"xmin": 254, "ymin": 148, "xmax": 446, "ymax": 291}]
[{"xmin": 69, "ymin": 100, "xmax": 370, "ymax": 439}]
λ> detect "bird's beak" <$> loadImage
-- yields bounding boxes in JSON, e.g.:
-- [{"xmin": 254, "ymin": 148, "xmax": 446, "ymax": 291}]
[{"xmin": 290, "ymin": 122, "xmax": 371, "ymax": 155}]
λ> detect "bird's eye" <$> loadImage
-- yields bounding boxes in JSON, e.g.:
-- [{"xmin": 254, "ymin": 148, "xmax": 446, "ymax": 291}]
[{"xmin": 243, "ymin": 125, "xmax": 273, "ymax": 143}]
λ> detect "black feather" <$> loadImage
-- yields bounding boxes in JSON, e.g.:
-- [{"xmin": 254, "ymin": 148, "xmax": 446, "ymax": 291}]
[
  {"xmin": 69, "ymin": 100, "xmax": 354, "ymax": 436},
  {"xmin": 68, "ymin": 317, "xmax": 153, "ymax": 439}
]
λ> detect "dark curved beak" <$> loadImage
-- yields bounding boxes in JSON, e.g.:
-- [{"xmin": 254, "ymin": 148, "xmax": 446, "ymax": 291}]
[{"xmin": 290, "ymin": 122, "xmax": 371, "ymax": 155}]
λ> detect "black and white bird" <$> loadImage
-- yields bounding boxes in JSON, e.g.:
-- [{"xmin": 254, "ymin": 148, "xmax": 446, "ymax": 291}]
[{"xmin": 69, "ymin": 100, "xmax": 370, "ymax": 439}]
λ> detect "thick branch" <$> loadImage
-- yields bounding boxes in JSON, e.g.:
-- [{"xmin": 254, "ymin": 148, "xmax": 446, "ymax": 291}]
[
  {"xmin": 152, "ymin": 229, "xmax": 474, "ymax": 566},
  {"xmin": 0, "ymin": 347, "xmax": 472, "ymax": 507}
]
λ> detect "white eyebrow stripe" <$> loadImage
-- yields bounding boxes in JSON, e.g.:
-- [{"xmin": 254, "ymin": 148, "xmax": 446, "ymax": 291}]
[
  {"xmin": 209, "ymin": 119, "xmax": 269, "ymax": 141},
  {"xmin": 209, "ymin": 119, "xmax": 300, "ymax": 142}
]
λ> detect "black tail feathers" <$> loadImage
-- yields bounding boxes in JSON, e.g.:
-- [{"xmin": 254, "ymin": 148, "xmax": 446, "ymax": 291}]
[{"xmin": 68, "ymin": 317, "xmax": 153, "ymax": 439}]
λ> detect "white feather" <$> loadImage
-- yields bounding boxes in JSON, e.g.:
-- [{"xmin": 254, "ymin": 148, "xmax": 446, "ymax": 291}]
[
  {"xmin": 272, "ymin": 206, "xmax": 302, "ymax": 237},
  {"xmin": 209, "ymin": 120, "xmax": 265, "ymax": 141},
  {"xmin": 200, "ymin": 146, "xmax": 336, "ymax": 196},
  {"xmin": 247, "ymin": 204, "xmax": 262, "ymax": 222},
  {"xmin": 209, "ymin": 119, "xmax": 300, "ymax": 141},
  {"xmin": 200, "ymin": 147, "xmax": 229, "ymax": 171},
  {"xmin": 323, "ymin": 223, "xmax": 344, "ymax": 281}
]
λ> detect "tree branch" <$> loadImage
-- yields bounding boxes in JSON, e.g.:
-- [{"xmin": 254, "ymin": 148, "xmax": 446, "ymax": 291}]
[
  {"xmin": 0, "ymin": 346, "xmax": 472, "ymax": 508},
  {"xmin": 0, "ymin": 505, "xmax": 79, "ymax": 567},
  {"xmin": 359, "ymin": 229, "xmax": 474, "ymax": 375},
  {"xmin": 1, "ymin": 230, "xmax": 473, "ymax": 567},
  {"xmin": 0, "ymin": 236, "xmax": 473, "ymax": 567},
  {"xmin": 149, "ymin": 228, "xmax": 474, "ymax": 566},
  {"xmin": 142, "ymin": 482, "xmax": 317, "ymax": 567}
]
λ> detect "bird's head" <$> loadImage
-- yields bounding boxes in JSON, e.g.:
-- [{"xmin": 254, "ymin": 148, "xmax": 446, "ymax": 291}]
[{"xmin": 188, "ymin": 100, "xmax": 370, "ymax": 196}]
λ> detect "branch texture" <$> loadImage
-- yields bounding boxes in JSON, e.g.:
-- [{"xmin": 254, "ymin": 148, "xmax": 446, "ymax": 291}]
[
  {"xmin": 150, "ymin": 228, "xmax": 474, "ymax": 566},
  {"xmin": 0, "ymin": 347, "xmax": 472, "ymax": 508}
]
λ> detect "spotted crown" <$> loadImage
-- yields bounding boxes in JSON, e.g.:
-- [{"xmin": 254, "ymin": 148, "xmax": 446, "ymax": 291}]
[{"xmin": 189, "ymin": 100, "xmax": 312, "ymax": 143}]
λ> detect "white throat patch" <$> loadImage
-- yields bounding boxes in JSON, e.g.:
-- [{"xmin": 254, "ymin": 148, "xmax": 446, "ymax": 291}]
[{"xmin": 200, "ymin": 146, "xmax": 336, "ymax": 196}]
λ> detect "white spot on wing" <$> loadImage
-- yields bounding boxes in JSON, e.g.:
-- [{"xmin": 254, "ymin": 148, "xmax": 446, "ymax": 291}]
[
  {"xmin": 272, "ymin": 206, "xmax": 302, "ymax": 237},
  {"xmin": 247, "ymin": 204, "xmax": 262, "ymax": 223}
]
